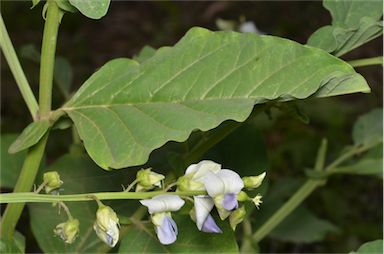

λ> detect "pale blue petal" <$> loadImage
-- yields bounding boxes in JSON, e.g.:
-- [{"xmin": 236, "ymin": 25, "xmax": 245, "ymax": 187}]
[
  {"xmin": 201, "ymin": 214, "xmax": 222, "ymax": 234},
  {"xmin": 222, "ymin": 193, "xmax": 238, "ymax": 211},
  {"xmin": 156, "ymin": 216, "xmax": 178, "ymax": 245}
]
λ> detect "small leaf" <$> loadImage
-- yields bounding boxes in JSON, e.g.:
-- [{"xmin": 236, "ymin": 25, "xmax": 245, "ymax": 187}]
[
  {"xmin": 270, "ymin": 206, "xmax": 339, "ymax": 243},
  {"xmin": 331, "ymin": 158, "xmax": 383, "ymax": 176},
  {"xmin": 0, "ymin": 231, "xmax": 25, "ymax": 254},
  {"xmin": 118, "ymin": 215, "xmax": 238, "ymax": 253},
  {"xmin": 8, "ymin": 120, "xmax": 51, "ymax": 154},
  {"xmin": 352, "ymin": 239, "xmax": 383, "ymax": 254},
  {"xmin": 69, "ymin": 0, "xmax": 110, "ymax": 19},
  {"xmin": 58, "ymin": 27, "xmax": 370, "ymax": 170},
  {"xmin": 352, "ymin": 108, "xmax": 383, "ymax": 147},
  {"xmin": 56, "ymin": 0, "xmax": 77, "ymax": 13},
  {"xmin": 308, "ymin": 0, "xmax": 383, "ymax": 56},
  {"xmin": 1, "ymin": 134, "xmax": 27, "ymax": 188},
  {"xmin": 19, "ymin": 44, "xmax": 40, "ymax": 63},
  {"xmin": 54, "ymin": 57, "xmax": 73, "ymax": 98},
  {"xmin": 31, "ymin": 0, "xmax": 40, "ymax": 9},
  {"xmin": 134, "ymin": 46, "xmax": 157, "ymax": 63}
]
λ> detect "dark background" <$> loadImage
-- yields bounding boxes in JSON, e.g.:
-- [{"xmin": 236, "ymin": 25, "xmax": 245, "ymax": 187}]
[{"xmin": 1, "ymin": 1, "xmax": 382, "ymax": 253}]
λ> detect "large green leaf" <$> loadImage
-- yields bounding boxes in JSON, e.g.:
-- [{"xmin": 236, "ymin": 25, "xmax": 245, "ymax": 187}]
[
  {"xmin": 352, "ymin": 239, "xmax": 383, "ymax": 254},
  {"xmin": 307, "ymin": 0, "xmax": 383, "ymax": 56},
  {"xmin": 8, "ymin": 120, "xmax": 50, "ymax": 154},
  {"xmin": 29, "ymin": 154, "xmax": 137, "ymax": 253},
  {"xmin": 1, "ymin": 134, "xmax": 26, "ymax": 188},
  {"xmin": 352, "ymin": 108, "xmax": 383, "ymax": 147},
  {"xmin": 118, "ymin": 215, "xmax": 238, "ymax": 253},
  {"xmin": 69, "ymin": 0, "xmax": 110, "ymax": 19},
  {"xmin": 0, "ymin": 231, "xmax": 25, "ymax": 254},
  {"xmin": 269, "ymin": 206, "xmax": 339, "ymax": 243},
  {"xmin": 59, "ymin": 27, "xmax": 370, "ymax": 170}
]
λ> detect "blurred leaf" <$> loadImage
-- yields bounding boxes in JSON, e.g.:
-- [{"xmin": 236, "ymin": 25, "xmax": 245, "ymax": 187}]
[
  {"xmin": 352, "ymin": 239, "xmax": 383, "ymax": 254},
  {"xmin": 60, "ymin": 27, "xmax": 370, "ymax": 170},
  {"xmin": 54, "ymin": 57, "xmax": 73, "ymax": 98},
  {"xmin": 8, "ymin": 120, "xmax": 50, "ymax": 154},
  {"xmin": 0, "ymin": 134, "xmax": 26, "ymax": 188},
  {"xmin": 0, "ymin": 231, "xmax": 25, "ymax": 254},
  {"xmin": 270, "ymin": 206, "xmax": 339, "ymax": 243},
  {"xmin": 31, "ymin": 0, "xmax": 40, "ymax": 9},
  {"xmin": 19, "ymin": 44, "xmax": 40, "ymax": 63},
  {"xmin": 277, "ymin": 102, "xmax": 309, "ymax": 124},
  {"xmin": 29, "ymin": 153, "xmax": 137, "ymax": 253},
  {"xmin": 307, "ymin": 0, "xmax": 383, "ymax": 56},
  {"xmin": 68, "ymin": 0, "xmax": 110, "ymax": 19},
  {"xmin": 331, "ymin": 158, "xmax": 382, "ymax": 176},
  {"xmin": 118, "ymin": 215, "xmax": 238, "ymax": 253},
  {"xmin": 133, "ymin": 46, "xmax": 156, "ymax": 63},
  {"xmin": 352, "ymin": 108, "xmax": 383, "ymax": 147}
]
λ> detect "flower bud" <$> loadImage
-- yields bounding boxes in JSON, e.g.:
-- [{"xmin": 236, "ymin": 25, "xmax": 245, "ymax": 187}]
[
  {"xmin": 176, "ymin": 175, "xmax": 204, "ymax": 192},
  {"xmin": 93, "ymin": 205, "xmax": 120, "ymax": 247},
  {"xmin": 229, "ymin": 206, "xmax": 246, "ymax": 231},
  {"xmin": 242, "ymin": 172, "xmax": 266, "ymax": 189},
  {"xmin": 252, "ymin": 194, "xmax": 263, "ymax": 209},
  {"xmin": 43, "ymin": 171, "xmax": 63, "ymax": 193},
  {"xmin": 54, "ymin": 219, "xmax": 79, "ymax": 244},
  {"xmin": 237, "ymin": 191, "xmax": 250, "ymax": 202},
  {"xmin": 136, "ymin": 168, "xmax": 165, "ymax": 191}
]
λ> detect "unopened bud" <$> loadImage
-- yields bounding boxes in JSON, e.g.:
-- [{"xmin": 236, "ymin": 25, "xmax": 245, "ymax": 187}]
[
  {"xmin": 229, "ymin": 206, "xmax": 246, "ymax": 231},
  {"xmin": 176, "ymin": 175, "xmax": 204, "ymax": 192},
  {"xmin": 93, "ymin": 205, "xmax": 120, "ymax": 247},
  {"xmin": 136, "ymin": 168, "xmax": 165, "ymax": 191},
  {"xmin": 54, "ymin": 219, "xmax": 79, "ymax": 244},
  {"xmin": 242, "ymin": 172, "xmax": 266, "ymax": 189},
  {"xmin": 43, "ymin": 171, "xmax": 63, "ymax": 193},
  {"xmin": 237, "ymin": 191, "xmax": 250, "ymax": 202}
]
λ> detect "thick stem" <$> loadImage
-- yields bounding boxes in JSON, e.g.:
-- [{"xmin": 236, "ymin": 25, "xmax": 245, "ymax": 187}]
[
  {"xmin": 0, "ymin": 134, "xmax": 48, "ymax": 238},
  {"xmin": 38, "ymin": 0, "xmax": 60, "ymax": 116},
  {"xmin": 348, "ymin": 56, "xmax": 383, "ymax": 68},
  {"xmin": 0, "ymin": 190, "xmax": 206, "ymax": 204},
  {"xmin": 0, "ymin": 14, "xmax": 38, "ymax": 119}
]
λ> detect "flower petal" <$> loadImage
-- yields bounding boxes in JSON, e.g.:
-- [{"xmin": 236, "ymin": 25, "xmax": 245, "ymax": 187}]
[
  {"xmin": 222, "ymin": 193, "xmax": 238, "ymax": 211},
  {"xmin": 193, "ymin": 196, "xmax": 215, "ymax": 230},
  {"xmin": 204, "ymin": 171, "xmax": 225, "ymax": 197},
  {"xmin": 201, "ymin": 214, "xmax": 222, "ymax": 234},
  {"xmin": 216, "ymin": 169, "xmax": 244, "ymax": 194},
  {"xmin": 140, "ymin": 194, "xmax": 185, "ymax": 214},
  {"xmin": 185, "ymin": 160, "xmax": 221, "ymax": 181},
  {"xmin": 156, "ymin": 216, "xmax": 178, "ymax": 245}
]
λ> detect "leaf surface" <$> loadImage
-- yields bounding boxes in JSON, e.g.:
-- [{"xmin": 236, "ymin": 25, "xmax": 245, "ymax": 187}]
[
  {"xmin": 307, "ymin": 0, "xmax": 383, "ymax": 56},
  {"xmin": 61, "ymin": 27, "xmax": 370, "ymax": 169},
  {"xmin": 352, "ymin": 239, "xmax": 383, "ymax": 254},
  {"xmin": 352, "ymin": 108, "xmax": 383, "ymax": 147},
  {"xmin": 69, "ymin": 0, "xmax": 110, "ymax": 19}
]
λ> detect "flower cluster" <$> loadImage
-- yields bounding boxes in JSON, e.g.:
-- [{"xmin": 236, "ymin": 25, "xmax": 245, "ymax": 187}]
[{"xmin": 47, "ymin": 161, "xmax": 265, "ymax": 247}]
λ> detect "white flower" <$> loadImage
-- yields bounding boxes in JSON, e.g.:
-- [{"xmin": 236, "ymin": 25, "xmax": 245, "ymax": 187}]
[
  {"xmin": 192, "ymin": 196, "xmax": 222, "ymax": 233},
  {"xmin": 204, "ymin": 169, "xmax": 244, "ymax": 219},
  {"xmin": 140, "ymin": 195, "xmax": 185, "ymax": 245},
  {"xmin": 177, "ymin": 160, "xmax": 221, "ymax": 191},
  {"xmin": 93, "ymin": 205, "xmax": 120, "ymax": 247}
]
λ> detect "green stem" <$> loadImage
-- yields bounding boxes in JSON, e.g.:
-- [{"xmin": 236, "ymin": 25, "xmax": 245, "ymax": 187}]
[
  {"xmin": 348, "ymin": 56, "xmax": 383, "ymax": 68},
  {"xmin": 0, "ymin": 190, "xmax": 206, "ymax": 204},
  {"xmin": 38, "ymin": 0, "xmax": 60, "ymax": 116},
  {"xmin": 0, "ymin": 14, "xmax": 38, "ymax": 119},
  {"xmin": 0, "ymin": 134, "xmax": 48, "ymax": 238},
  {"xmin": 252, "ymin": 142, "xmax": 373, "ymax": 242}
]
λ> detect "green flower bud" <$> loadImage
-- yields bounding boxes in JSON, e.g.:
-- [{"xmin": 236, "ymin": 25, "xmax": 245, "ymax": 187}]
[
  {"xmin": 242, "ymin": 172, "xmax": 266, "ymax": 189},
  {"xmin": 252, "ymin": 194, "xmax": 263, "ymax": 209},
  {"xmin": 43, "ymin": 171, "xmax": 63, "ymax": 193},
  {"xmin": 237, "ymin": 191, "xmax": 250, "ymax": 202},
  {"xmin": 93, "ymin": 205, "xmax": 120, "ymax": 247},
  {"xmin": 54, "ymin": 219, "xmax": 79, "ymax": 244},
  {"xmin": 136, "ymin": 168, "xmax": 165, "ymax": 191},
  {"xmin": 229, "ymin": 206, "xmax": 246, "ymax": 231}
]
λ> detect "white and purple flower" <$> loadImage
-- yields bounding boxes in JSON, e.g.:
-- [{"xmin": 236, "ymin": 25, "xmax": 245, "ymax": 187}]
[{"xmin": 140, "ymin": 194, "xmax": 185, "ymax": 245}]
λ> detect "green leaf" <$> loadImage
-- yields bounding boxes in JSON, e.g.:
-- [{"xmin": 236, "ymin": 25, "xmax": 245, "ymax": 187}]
[
  {"xmin": 1, "ymin": 134, "xmax": 26, "ymax": 188},
  {"xmin": 8, "ymin": 120, "xmax": 51, "ymax": 154},
  {"xmin": 0, "ymin": 231, "xmax": 26, "ymax": 254},
  {"xmin": 31, "ymin": 0, "xmax": 40, "ymax": 9},
  {"xmin": 54, "ymin": 57, "xmax": 73, "ymax": 98},
  {"xmin": 352, "ymin": 239, "xmax": 383, "ymax": 254},
  {"xmin": 352, "ymin": 108, "xmax": 383, "ymax": 147},
  {"xmin": 331, "ymin": 158, "xmax": 383, "ymax": 176},
  {"xmin": 118, "ymin": 215, "xmax": 238, "ymax": 253},
  {"xmin": 29, "ymin": 153, "xmax": 137, "ymax": 253},
  {"xmin": 60, "ymin": 27, "xmax": 370, "ymax": 170},
  {"xmin": 308, "ymin": 0, "xmax": 383, "ymax": 56},
  {"xmin": 68, "ymin": 0, "xmax": 110, "ymax": 19},
  {"xmin": 270, "ymin": 206, "xmax": 339, "ymax": 243},
  {"xmin": 134, "ymin": 46, "xmax": 157, "ymax": 63},
  {"xmin": 56, "ymin": 0, "xmax": 77, "ymax": 13},
  {"xmin": 19, "ymin": 44, "xmax": 40, "ymax": 63}
]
